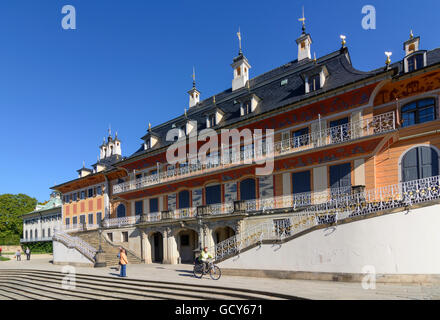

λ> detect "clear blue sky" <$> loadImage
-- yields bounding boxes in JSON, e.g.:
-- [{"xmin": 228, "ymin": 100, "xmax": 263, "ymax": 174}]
[{"xmin": 0, "ymin": 0, "xmax": 439, "ymax": 202}]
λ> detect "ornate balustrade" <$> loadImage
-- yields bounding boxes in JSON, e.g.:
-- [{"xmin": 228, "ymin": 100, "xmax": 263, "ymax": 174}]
[
  {"xmin": 113, "ymin": 112, "xmax": 396, "ymax": 195},
  {"xmin": 212, "ymin": 175, "xmax": 440, "ymax": 261},
  {"xmin": 102, "ymin": 216, "xmax": 141, "ymax": 228},
  {"xmin": 53, "ymin": 230, "xmax": 97, "ymax": 261}
]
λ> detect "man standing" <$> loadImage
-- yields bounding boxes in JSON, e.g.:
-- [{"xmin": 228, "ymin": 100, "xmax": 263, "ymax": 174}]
[
  {"xmin": 15, "ymin": 249, "xmax": 21, "ymax": 261},
  {"xmin": 119, "ymin": 248, "xmax": 128, "ymax": 278},
  {"xmin": 25, "ymin": 247, "xmax": 31, "ymax": 260}
]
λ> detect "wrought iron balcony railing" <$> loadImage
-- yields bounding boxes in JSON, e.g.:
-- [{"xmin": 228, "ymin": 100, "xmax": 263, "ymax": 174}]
[{"xmin": 113, "ymin": 112, "xmax": 396, "ymax": 195}]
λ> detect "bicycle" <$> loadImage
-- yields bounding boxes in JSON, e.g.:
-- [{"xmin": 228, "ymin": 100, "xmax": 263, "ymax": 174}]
[{"xmin": 193, "ymin": 258, "xmax": 221, "ymax": 280}]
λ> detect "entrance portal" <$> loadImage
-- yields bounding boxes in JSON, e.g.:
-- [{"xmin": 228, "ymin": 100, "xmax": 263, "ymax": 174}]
[
  {"xmin": 177, "ymin": 229, "xmax": 199, "ymax": 264},
  {"xmin": 150, "ymin": 232, "xmax": 163, "ymax": 263}
]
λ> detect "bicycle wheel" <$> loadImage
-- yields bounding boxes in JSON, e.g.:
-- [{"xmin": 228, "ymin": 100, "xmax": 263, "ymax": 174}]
[
  {"xmin": 193, "ymin": 264, "xmax": 204, "ymax": 279},
  {"xmin": 209, "ymin": 265, "xmax": 221, "ymax": 280}
]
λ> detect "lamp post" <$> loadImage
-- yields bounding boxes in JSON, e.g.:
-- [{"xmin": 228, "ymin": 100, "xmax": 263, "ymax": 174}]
[{"xmin": 94, "ymin": 219, "xmax": 106, "ymax": 268}]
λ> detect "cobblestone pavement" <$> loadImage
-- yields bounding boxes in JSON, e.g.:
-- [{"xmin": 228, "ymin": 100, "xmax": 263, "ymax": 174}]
[{"xmin": 1, "ymin": 255, "xmax": 439, "ymax": 300}]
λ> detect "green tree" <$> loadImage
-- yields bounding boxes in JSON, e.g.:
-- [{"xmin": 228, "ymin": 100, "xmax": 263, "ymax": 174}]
[{"xmin": 0, "ymin": 194, "xmax": 37, "ymax": 245}]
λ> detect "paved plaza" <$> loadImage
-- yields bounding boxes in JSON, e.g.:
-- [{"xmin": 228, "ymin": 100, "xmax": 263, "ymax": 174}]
[{"xmin": 0, "ymin": 255, "xmax": 439, "ymax": 300}]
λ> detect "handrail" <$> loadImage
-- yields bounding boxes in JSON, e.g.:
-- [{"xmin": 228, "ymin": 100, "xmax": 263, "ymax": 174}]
[{"xmin": 53, "ymin": 230, "xmax": 97, "ymax": 262}]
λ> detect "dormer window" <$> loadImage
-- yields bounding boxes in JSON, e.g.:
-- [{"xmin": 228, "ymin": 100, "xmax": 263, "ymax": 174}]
[
  {"xmin": 207, "ymin": 114, "xmax": 216, "ymax": 128},
  {"xmin": 308, "ymin": 74, "xmax": 321, "ymax": 92},
  {"xmin": 241, "ymin": 101, "xmax": 252, "ymax": 116},
  {"xmin": 145, "ymin": 139, "xmax": 151, "ymax": 149},
  {"xmin": 407, "ymin": 54, "xmax": 424, "ymax": 72}
]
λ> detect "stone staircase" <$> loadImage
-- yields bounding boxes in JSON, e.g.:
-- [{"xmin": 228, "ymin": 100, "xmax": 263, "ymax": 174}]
[{"xmin": 74, "ymin": 230, "xmax": 142, "ymax": 266}]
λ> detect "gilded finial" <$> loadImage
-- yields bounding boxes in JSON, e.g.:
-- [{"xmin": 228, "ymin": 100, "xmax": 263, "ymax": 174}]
[
  {"xmin": 192, "ymin": 66, "xmax": 196, "ymax": 88},
  {"xmin": 313, "ymin": 52, "xmax": 317, "ymax": 63},
  {"xmin": 298, "ymin": 6, "xmax": 306, "ymax": 34},
  {"xmin": 385, "ymin": 51, "xmax": 392, "ymax": 67},
  {"xmin": 148, "ymin": 122, "xmax": 151, "ymax": 131},
  {"xmin": 184, "ymin": 108, "xmax": 187, "ymax": 117},
  {"xmin": 340, "ymin": 35, "xmax": 346, "ymax": 48},
  {"xmin": 237, "ymin": 26, "xmax": 242, "ymax": 55},
  {"xmin": 213, "ymin": 95, "xmax": 216, "ymax": 104},
  {"xmin": 410, "ymin": 29, "xmax": 414, "ymax": 40}
]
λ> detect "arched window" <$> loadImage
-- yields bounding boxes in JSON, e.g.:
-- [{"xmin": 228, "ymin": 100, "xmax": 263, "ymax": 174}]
[
  {"xmin": 240, "ymin": 178, "xmax": 256, "ymax": 201},
  {"xmin": 205, "ymin": 184, "xmax": 221, "ymax": 205},
  {"xmin": 402, "ymin": 146, "xmax": 439, "ymax": 182},
  {"xmin": 178, "ymin": 190, "xmax": 190, "ymax": 209},
  {"xmin": 402, "ymin": 98, "xmax": 436, "ymax": 127},
  {"xmin": 116, "ymin": 204, "xmax": 126, "ymax": 218}
]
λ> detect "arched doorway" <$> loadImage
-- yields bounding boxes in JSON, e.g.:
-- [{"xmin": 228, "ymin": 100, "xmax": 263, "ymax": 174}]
[
  {"xmin": 177, "ymin": 229, "xmax": 199, "ymax": 263},
  {"xmin": 240, "ymin": 178, "xmax": 256, "ymax": 201},
  {"xmin": 150, "ymin": 232, "xmax": 163, "ymax": 263},
  {"xmin": 213, "ymin": 226, "xmax": 235, "ymax": 245},
  {"xmin": 178, "ymin": 190, "xmax": 190, "ymax": 209},
  {"xmin": 116, "ymin": 204, "xmax": 126, "ymax": 218},
  {"xmin": 401, "ymin": 146, "xmax": 439, "ymax": 182}
]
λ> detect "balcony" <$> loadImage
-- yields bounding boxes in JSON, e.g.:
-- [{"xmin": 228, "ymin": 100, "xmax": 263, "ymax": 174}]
[
  {"xmin": 113, "ymin": 112, "xmax": 396, "ymax": 195},
  {"xmin": 20, "ymin": 237, "xmax": 53, "ymax": 243}
]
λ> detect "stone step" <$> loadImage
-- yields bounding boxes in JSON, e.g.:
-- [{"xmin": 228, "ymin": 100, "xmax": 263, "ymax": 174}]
[{"xmin": 0, "ymin": 269, "xmax": 292, "ymax": 300}]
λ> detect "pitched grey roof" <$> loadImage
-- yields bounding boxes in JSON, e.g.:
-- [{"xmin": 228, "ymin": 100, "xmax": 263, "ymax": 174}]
[{"xmin": 126, "ymin": 46, "xmax": 440, "ymax": 161}]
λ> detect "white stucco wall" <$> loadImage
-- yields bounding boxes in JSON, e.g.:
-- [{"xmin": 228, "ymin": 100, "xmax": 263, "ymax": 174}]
[
  {"xmin": 219, "ymin": 204, "xmax": 440, "ymax": 275},
  {"xmin": 53, "ymin": 240, "xmax": 93, "ymax": 266}
]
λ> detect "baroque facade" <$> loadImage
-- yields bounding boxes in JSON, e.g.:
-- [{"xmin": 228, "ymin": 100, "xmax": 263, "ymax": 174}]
[{"xmin": 51, "ymin": 26, "xmax": 440, "ymax": 266}]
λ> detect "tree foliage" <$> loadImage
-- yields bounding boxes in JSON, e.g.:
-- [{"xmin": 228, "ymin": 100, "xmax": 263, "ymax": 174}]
[{"xmin": 0, "ymin": 194, "xmax": 37, "ymax": 245}]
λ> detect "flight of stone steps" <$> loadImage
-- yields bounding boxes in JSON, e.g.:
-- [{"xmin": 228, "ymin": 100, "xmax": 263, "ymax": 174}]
[
  {"xmin": 0, "ymin": 269, "xmax": 300, "ymax": 300},
  {"xmin": 74, "ymin": 230, "xmax": 142, "ymax": 266}
]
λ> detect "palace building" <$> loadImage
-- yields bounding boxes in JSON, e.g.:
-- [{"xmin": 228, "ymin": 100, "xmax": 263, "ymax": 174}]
[{"xmin": 51, "ymin": 22, "xmax": 440, "ymax": 277}]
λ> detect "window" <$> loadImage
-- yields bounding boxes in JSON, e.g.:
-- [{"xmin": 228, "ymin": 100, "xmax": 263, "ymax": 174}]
[
  {"xmin": 73, "ymin": 193, "xmax": 77, "ymax": 201},
  {"xmin": 292, "ymin": 171, "xmax": 311, "ymax": 195},
  {"xmin": 135, "ymin": 201, "xmax": 143, "ymax": 216},
  {"xmin": 329, "ymin": 163, "xmax": 352, "ymax": 195},
  {"xmin": 241, "ymin": 101, "xmax": 252, "ymax": 116},
  {"xmin": 117, "ymin": 204, "xmax": 126, "ymax": 218},
  {"xmin": 25, "ymin": 231, "xmax": 28, "ymax": 239},
  {"xmin": 80, "ymin": 191, "xmax": 85, "ymax": 200},
  {"xmin": 401, "ymin": 146, "xmax": 439, "ymax": 182},
  {"xmin": 88, "ymin": 188, "xmax": 93, "ymax": 198},
  {"xmin": 96, "ymin": 212, "xmax": 102, "ymax": 225},
  {"xmin": 145, "ymin": 139, "xmax": 151, "ymax": 149},
  {"xmin": 178, "ymin": 190, "xmax": 190, "ymax": 209},
  {"xmin": 407, "ymin": 54, "xmax": 424, "ymax": 72},
  {"xmin": 329, "ymin": 117, "xmax": 350, "ymax": 143},
  {"xmin": 65, "ymin": 218, "xmax": 70, "ymax": 226},
  {"xmin": 96, "ymin": 186, "xmax": 102, "ymax": 195},
  {"xmin": 293, "ymin": 127, "xmax": 309, "ymax": 148},
  {"xmin": 88, "ymin": 213, "xmax": 94, "ymax": 225},
  {"xmin": 42, "ymin": 229, "xmax": 45, "ymax": 238},
  {"xmin": 240, "ymin": 178, "xmax": 256, "ymax": 201},
  {"xmin": 30, "ymin": 230, "xmax": 33, "ymax": 239},
  {"xmin": 308, "ymin": 74, "xmax": 321, "ymax": 92},
  {"xmin": 108, "ymin": 233, "xmax": 113, "ymax": 242},
  {"xmin": 122, "ymin": 232, "xmax": 129, "ymax": 243},
  {"xmin": 402, "ymin": 98, "xmax": 436, "ymax": 127},
  {"xmin": 205, "ymin": 184, "xmax": 221, "ymax": 205},
  {"xmin": 79, "ymin": 215, "xmax": 86, "ymax": 225},
  {"xmin": 47, "ymin": 228, "xmax": 51, "ymax": 238},
  {"xmin": 72, "ymin": 217, "xmax": 77, "ymax": 225},
  {"xmin": 208, "ymin": 114, "xmax": 216, "ymax": 128},
  {"xmin": 149, "ymin": 198, "xmax": 159, "ymax": 213}
]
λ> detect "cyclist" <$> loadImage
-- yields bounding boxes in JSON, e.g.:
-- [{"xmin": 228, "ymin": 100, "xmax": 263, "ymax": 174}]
[{"xmin": 198, "ymin": 247, "xmax": 213, "ymax": 271}]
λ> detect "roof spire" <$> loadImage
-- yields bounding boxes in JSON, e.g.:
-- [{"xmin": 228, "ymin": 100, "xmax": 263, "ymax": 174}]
[
  {"xmin": 82, "ymin": 160, "xmax": 85, "ymax": 168},
  {"xmin": 108, "ymin": 124, "xmax": 111, "ymax": 137},
  {"xmin": 192, "ymin": 66, "xmax": 196, "ymax": 88},
  {"xmin": 298, "ymin": 6, "xmax": 306, "ymax": 34},
  {"xmin": 410, "ymin": 29, "xmax": 414, "ymax": 40},
  {"xmin": 237, "ymin": 26, "xmax": 242, "ymax": 55}
]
